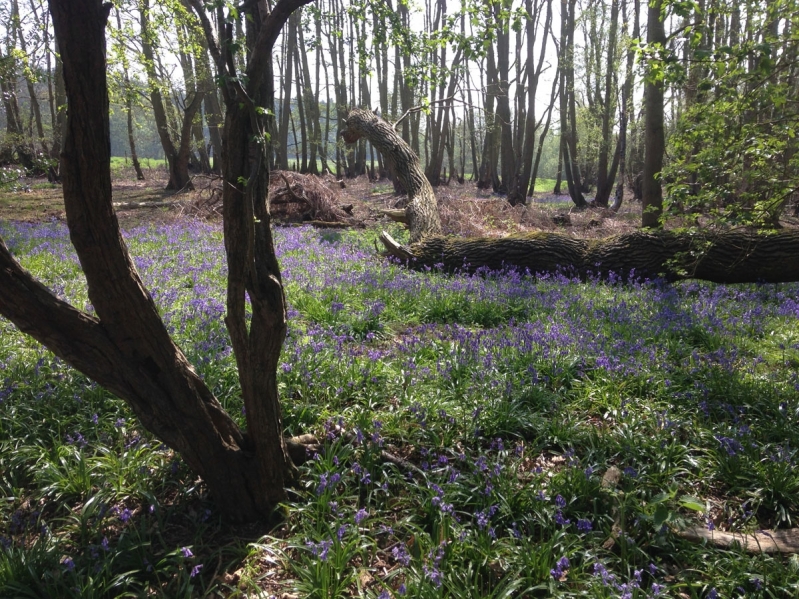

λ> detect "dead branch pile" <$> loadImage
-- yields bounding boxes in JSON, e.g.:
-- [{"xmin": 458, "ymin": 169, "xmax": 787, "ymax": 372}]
[
  {"xmin": 186, "ymin": 172, "xmax": 359, "ymax": 226},
  {"xmin": 269, "ymin": 171, "xmax": 357, "ymax": 225}
]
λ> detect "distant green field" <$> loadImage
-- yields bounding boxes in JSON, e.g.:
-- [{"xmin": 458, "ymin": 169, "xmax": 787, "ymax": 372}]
[{"xmin": 110, "ymin": 156, "xmax": 167, "ymax": 177}]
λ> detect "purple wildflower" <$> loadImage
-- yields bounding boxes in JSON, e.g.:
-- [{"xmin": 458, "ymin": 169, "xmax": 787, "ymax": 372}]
[
  {"xmin": 181, "ymin": 546, "xmax": 193, "ymax": 558},
  {"xmin": 354, "ymin": 508, "xmax": 368, "ymax": 524},
  {"xmin": 392, "ymin": 544, "xmax": 411, "ymax": 566},
  {"xmin": 577, "ymin": 518, "xmax": 593, "ymax": 532},
  {"xmin": 307, "ymin": 538, "xmax": 333, "ymax": 561},
  {"xmin": 550, "ymin": 556, "xmax": 569, "ymax": 580},
  {"xmin": 190, "ymin": 564, "xmax": 203, "ymax": 577}
]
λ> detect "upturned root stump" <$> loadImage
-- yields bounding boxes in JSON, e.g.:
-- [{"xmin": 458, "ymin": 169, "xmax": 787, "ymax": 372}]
[
  {"xmin": 340, "ymin": 109, "xmax": 441, "ymax": 243},
  {"xmin": 380, "ymin": 229, "xmax": 799, "ymax": 284}
]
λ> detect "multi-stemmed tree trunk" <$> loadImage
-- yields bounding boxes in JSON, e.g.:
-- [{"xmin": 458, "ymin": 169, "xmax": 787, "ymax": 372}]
[
  {"xmin": 139, "ymin": 0, "xmax": 202, "ymax": 190},
  {"xmin": 512, "ymin": 0, "xmax": 557, "ymax": 203},
  {"xmin": 0, "ymin": 0, "xmax": 310, "ymax": 524},
  {"xmin": 424, "ymin": 42, "xmax": 462, "ymax": 187}
]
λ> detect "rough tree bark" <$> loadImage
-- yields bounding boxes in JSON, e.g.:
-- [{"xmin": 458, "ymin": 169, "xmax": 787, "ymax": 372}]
[
  {"xmin": 0, "ymin": 0, "xmax": 311, "ymax": 524},
  {"xmin": 379, "ymin": 229, "xmax": 799, "ymax": 284},
  {"xmin": 341, "ymin": 108, "xmax": 442, "ymax": 242}
]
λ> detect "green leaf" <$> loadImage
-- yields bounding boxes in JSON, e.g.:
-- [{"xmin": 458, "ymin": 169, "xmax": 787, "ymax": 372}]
[
  {"xmin": 679, "ymin": 496, "xmax": 705, "ymax": 512},
  {"xmin": 653, "ymin": 504, "xmax": 672, "ymax": 528}
]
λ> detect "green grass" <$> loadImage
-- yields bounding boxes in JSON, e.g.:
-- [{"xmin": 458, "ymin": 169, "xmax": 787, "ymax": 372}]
[{"xmin": 1, "ymin": 220, "xmax": 799, "ymax": 597}]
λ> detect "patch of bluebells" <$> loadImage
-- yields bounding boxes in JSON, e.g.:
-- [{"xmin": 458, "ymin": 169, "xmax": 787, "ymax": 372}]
[
  {"xmin": 422, "ymin": 542, "xmax": 447, "ymax": 588},
  {"xmin": 593, "ymin": 562, "xmax": 665, "ymax": 598},
  {"xmin": 5, "ymin": 221, "xmax": 799, "ymax": 596}
]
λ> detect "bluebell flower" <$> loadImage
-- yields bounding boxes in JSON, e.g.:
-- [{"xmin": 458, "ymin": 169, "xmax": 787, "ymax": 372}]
[{"xmin": 550, "ymin": 556, "xmax": 569, "ymax": 580}]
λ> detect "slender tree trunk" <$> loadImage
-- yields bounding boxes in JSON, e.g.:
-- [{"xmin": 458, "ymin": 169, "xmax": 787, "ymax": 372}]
[
  {"xmin": 478, "ymin": 44, "xmax": 500, "ymax": 190},
  {"xmin": 51, "ymin": 38, "xmax": 67, "ymax": 163},
  {"xmin": 113, "ymin": 9, "xmax": 145, "ymax": 180},
  {"xmin": 495, "ymin": 1, "xmax": 515, "ymax": 198},
  {"xmin": 529, "ymin": 62, "xmax": 560, "ymax": 196},
  {"xmin": 517, "ymin": 0, "xmax": 555, "ymax": 202},
  {"xmin": 140, "ymin": 0, "xmax": 200, "ymax": 190},
  {"xmin": 277, "ymin": 11, "xmax": 298, "ymax": 170},
  {"xmin": 553, "ymin": 144, "xmax": 563, "ymax": 194},
  {"xmin": 594, "ymin": 0, "xmax": 620, "ymax": 207},
  {"xmin": 12, "ymin": 0, "xmax": 48, "ymax": 156},
  {"xmin": 294, "ymin": 41, "xmax": 308, "ymax": 173},
  {"xmin": 642, "ymin": 0, "xmax": 665, "ymax": 228},
  {"xmin": 559, "ymin": 0, "xmax": 587, "ymax": 207},
  {"xmin": 298, "ymin": 20, "xmax": 321, "ymax": 175},
  {"xmin": 612, "ymin": 0, "xmax": 640, "ymax": 212}
]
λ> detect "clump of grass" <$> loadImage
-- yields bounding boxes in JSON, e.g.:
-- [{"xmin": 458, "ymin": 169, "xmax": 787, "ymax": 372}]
[{"xmin": 1, "ymin": 220, "xmax": 799, "ymax": 597}]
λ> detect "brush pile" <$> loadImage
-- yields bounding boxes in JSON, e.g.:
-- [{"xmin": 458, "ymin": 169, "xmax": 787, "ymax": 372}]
[
  {"xmin": 269, "ymin": 171, "xmax": 358, "ymax": 225},
  {"xmin": 187, "ymin": 171, "xmax": 360, "ymax": 226}
]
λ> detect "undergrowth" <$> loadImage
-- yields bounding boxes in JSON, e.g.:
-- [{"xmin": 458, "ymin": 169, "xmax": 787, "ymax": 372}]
[{"xmin": 1, "ymin": 220, "xmax": 798, "ymax": 597}]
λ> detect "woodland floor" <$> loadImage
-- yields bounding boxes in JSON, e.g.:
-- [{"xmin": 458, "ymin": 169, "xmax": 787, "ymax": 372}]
[
  {"xmin": 4, "ymin": 166, "xmax": 798, "ymax": 236},
  {"xmin": 0, "ymin": 167, "xmax": 646, "ymax": 237},
  {"xmin": 3, "ymin": 167, "xmax": 799, "ymax": 597}
]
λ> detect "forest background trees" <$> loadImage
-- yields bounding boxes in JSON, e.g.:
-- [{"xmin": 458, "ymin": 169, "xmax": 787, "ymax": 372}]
[{"xmin": 0, "ymin": 0, "xmax": 797, "ymax": 225}]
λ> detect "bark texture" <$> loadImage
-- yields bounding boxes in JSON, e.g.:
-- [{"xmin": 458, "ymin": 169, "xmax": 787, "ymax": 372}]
[
  {"xmin": 0, "ymin": 0, "xmax": 309, "ymax": 524},
  {"xmin": 341, "ymin": 109, "xmax": 442, "ymax": 242},
  {"xmin": 380, "ymin": 229, "xmax": 799, "ymax": 284}
]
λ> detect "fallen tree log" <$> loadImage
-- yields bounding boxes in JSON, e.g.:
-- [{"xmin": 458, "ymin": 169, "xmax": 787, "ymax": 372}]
[
  {"xmin": 341, "ymin": 109, "xmax": 441, "ymax": 242},
  {"xmin": 677, "ymin": 526, "xmax": 799, "ymax": 554},
  {"xmin": 112, "ymin": 200, "xmax": 180, "ymax": 210},
  {"xmin": 380, "ymin": 229, "xmax": 799, "ymax": 284}
]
